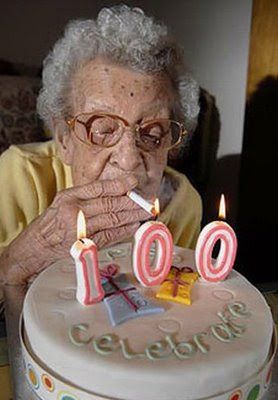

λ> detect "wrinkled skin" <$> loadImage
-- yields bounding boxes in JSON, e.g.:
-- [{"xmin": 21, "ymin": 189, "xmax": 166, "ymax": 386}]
[{"xmin": 0, "ymin": 57, "xmax": 176, "ymax": 285}]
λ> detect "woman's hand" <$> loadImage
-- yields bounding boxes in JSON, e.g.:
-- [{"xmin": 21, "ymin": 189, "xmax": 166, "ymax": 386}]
[
  {"xmin": 0, "ymin": 175, "xmax": 150, "ymax": 285},
  {"xmin": 39, "ymin": 175, "xmax": 149, "ymax": 254}
]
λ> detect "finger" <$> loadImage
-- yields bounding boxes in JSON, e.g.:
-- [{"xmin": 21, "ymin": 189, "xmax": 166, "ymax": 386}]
[
  {"xmin": 63, "ymin": 175, "xmax": 138, "ymax": 200},
  {"xmin": 93, "ymin": 222, "xmax": 140, "ymax": 248},
  {"xmin": 81, "ymin": 195, "xmax": 141, "ymax": 217},
  {"xmin": 87, "ymin": 209, "xmax": 150, "ymax": 234}
]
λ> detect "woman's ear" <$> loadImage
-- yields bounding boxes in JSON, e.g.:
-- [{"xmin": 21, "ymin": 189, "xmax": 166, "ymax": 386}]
[{"xmin": 54, "ymin": 119, "xmax": 74, "ymax": 165}]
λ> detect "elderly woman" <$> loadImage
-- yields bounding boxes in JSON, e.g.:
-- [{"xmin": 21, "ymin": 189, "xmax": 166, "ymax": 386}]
[{"xmin": 0, "ymin": 5, "xmax": 201, "ymax": 286}]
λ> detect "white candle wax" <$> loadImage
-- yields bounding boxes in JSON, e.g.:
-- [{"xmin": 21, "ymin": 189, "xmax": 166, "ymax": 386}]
[
  {"xmin": 70, "ymin": 237, "xmax": 104, "ymax": 306},
  {"xmin": 133, "ymin": 220, "xmax": 173, "ymax": 287},
  {"xmin": 195, "ymin": 196, "xmax": 238, "ymax": 283}
]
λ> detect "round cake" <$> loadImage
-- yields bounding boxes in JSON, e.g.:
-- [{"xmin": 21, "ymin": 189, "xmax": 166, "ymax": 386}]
[{"xmin": 21, "ymin": 243, "xmax": 275, "ymax": 400}]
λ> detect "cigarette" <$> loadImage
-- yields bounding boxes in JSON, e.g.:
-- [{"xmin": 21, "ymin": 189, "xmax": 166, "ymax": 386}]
[{"xmin": 127, "ymin": 191, "xmax": 158, "ymax": 216}]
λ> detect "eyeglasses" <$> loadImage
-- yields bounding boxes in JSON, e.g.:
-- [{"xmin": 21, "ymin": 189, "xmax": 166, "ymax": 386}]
[{"xmin": 66, "ymin": 112, "xmax": 187, "ymax": 152}]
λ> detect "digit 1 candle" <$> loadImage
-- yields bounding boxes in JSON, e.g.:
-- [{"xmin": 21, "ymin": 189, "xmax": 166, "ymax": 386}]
[
  {"xmin": 133, "ymin": 199, "xmax": 173, "ymax": 287},
  {"xmin": 70, "ymin": 210, "xmax": 104, "ymax": 305},
  {"xmin": 195, "ymin": 194, "xmax": 237, "ymax": 283}
]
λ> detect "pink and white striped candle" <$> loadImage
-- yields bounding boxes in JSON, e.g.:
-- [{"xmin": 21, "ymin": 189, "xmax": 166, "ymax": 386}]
[
  {"xmin": 133, "ymin": 200, "xmax": 173, "ymax": 287},
  {"xmin": 70, "ymin": 211, "xmax": 104, "ymax": 306},
  {"xmin": 195, "ymin": 195, "xmax": 237, "ymax": 283}
]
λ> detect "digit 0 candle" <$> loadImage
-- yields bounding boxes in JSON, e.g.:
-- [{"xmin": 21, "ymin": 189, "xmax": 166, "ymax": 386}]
[
  {"xmin": 70, "ymin": 210, "xmax": 104, "ymax": 305},
  {"xmin": 195, "ymin": 194, "xmax": 237, "ymax": 283},
  {"xmin": 133, "ymin": 199, "xmax": 173, "ymax": 287}
]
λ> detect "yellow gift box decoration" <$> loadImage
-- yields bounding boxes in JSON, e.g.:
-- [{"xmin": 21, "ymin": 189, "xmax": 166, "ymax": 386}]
[{"xmin": 156, "ymin": 266, "xmax": 198, "ymax": 305}]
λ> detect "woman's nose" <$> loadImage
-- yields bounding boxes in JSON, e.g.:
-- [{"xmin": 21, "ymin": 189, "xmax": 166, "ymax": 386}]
[{"xmin": 109, "ymin": 129, "xmax": 141, "ymax": 171}]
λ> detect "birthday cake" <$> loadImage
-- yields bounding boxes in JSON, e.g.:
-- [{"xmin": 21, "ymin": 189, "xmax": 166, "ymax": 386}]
[{"xmin": 21, "ymin": 242, "xmax": 276, "ymax": 400}]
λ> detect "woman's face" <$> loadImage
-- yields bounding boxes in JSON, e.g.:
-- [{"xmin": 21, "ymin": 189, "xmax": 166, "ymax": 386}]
[{"xmin": 56, "ymin": 57, "xmax": 176, "ymax": 200}]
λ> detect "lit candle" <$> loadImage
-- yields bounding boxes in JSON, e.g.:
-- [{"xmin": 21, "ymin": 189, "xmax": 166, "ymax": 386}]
[
  {"xmin": 127, "ymin": 190, "xmax": 157, "ymax": 216},
  {"xmin": 195, "ymin": 194, "xmax": 238, "ymax": 282},
  {"xmin": 70, "ymin": 210, "xmax": 104, "ymax": 305},
  {"xmin": 133, "ymin": 199, "xmax": 173, "ymax": 286}
]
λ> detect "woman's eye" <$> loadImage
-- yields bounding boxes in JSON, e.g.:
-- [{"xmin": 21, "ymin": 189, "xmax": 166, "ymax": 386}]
[
  {"xmin": 140, "ymin": 124, "xmax": 164, "ymax": 138},
  {"xmin": 138, "ymin": 130, "xmax": 162, "ymax": 150},
  {"xmin": 140, "ymin": 135, "xmax": 161, "ymax": 145},
  {"xmin": 93, "ymin": 127, "xmax": 114, "ymax": 135},
  {"xmin": 91, "ymin": 119, "xmax": 117, "ymax": 135}
]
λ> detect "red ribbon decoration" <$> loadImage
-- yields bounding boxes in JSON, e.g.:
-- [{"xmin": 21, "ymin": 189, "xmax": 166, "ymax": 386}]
[
  {"xmin": 100, "ymin": 264, "xmax": 138, "ymax": 311},
  {"xmin": 100, "ymin": 264, "xmax": 119, "ymax": 279},
  {"xmin": 164, "ymin": 266, "xmax": 193, "ymax": 298}
]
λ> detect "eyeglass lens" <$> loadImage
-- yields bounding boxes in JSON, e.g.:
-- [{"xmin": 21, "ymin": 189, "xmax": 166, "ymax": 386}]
[{"xmin": 75, "ymin": 114, "xmax": 182, "ymax": 151}]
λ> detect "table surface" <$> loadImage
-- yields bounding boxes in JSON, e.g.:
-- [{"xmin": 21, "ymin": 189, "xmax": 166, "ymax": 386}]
[{"xmin": 4, "ymin": 284, "xmax": 278, "ymax": 400}]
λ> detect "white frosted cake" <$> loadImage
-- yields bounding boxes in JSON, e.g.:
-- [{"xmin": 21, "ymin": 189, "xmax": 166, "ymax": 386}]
[{"xmin": 21, "ymin": 243, "xmax": 276, "ymax": 400}]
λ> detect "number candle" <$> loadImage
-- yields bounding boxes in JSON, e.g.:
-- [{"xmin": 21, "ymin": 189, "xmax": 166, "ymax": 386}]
[
  {"xmin": 133, "ymin": 199, "xmax": 173, "ymax": 286},
  {"xmin": 70, "ymin": 210, "xmax": 104, "ymax": 305},
  {"xmin": 195, "ymin": 194, "xmax": 238, "ymax": 283}
]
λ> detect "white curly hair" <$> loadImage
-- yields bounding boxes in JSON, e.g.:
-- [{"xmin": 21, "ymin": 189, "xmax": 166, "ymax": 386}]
[{"xmin": 37, "ymin": 4, "xmax": 200, "ymax": 134}]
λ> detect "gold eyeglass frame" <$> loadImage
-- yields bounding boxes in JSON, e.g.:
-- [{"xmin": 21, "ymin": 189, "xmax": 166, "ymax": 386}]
[{"xmin": 66, "ymin": 112, "xmax": 188, "ymax": 151}]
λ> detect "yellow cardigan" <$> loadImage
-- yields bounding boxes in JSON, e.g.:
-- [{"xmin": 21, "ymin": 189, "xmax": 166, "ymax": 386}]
[{"xmin": 0, "ymin": 140, "xmax": 202, "ymax": 254}]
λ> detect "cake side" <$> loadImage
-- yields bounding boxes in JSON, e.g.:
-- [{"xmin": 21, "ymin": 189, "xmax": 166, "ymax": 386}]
[{"xmin": 23, "ymin": 244, "xmax": 274, "ymax": 400}]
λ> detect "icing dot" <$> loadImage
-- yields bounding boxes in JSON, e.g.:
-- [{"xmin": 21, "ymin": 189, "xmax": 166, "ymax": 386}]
[
  {"xmin": 158, "ymin": 319, "xmax": 181, "ymax": 334},
  {"xmin": 59, "ymin": 289, "xmax": 75, "ymax": 300},
  {"xmin": 107, "ymin": 248, "xmax": 127, "ymax": 260},
  {"xmin": 27, "ymin": 364, "xmax": 39, "ymax": 389},
  {"xmin": 42, "ymin": 373, "xmax": 55, "ymax": 392},
  {"xmin": 61, "ymin": 397, "xmax": 77, "ymax": 400},
  {"xmin": 212, "ymin": 289, "xmax": 235, "ymax": 301},
  {"xmin": 229, "ymin": 390, "xmax": 242, "ymax": 400},
  {"xmin": 247, "ymin": 384, "xmax": 260, "ymax": 400},
  {"xmin": 57, "ymin": 391, "xmax": 79, "ymax": 400},
  {"xmin": 172, "ymin": 254, "xmax": 183, "ymax": 264}
]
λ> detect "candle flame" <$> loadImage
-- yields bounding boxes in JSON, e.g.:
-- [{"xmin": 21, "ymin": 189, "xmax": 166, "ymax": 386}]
[
  {"xmin": 153, "ymin": 198, "xmax": 160, "ymax": 216},
  {"xmin": 77, "ymin": 210, "xmax": 86, "ymax": 239},
  {"xmin": 218, "ymin": 194, "xmax": 226, "ymax": 220}
]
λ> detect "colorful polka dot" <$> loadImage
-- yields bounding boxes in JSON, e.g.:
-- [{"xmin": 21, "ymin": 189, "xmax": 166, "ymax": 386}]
[
  {"xmin": 27, "ymin": 364, "xmax": 39, "ymax": 389},
  {"xmin": 42, "ymin": 373, "xmax": 55, "ymax": 392},
  {"xmin": 247, "ymin": 384, "xmax": 260, "ymax": 400},
  {"xmin": 57, "ymin": 391, "xmax": 79, "ymax": 400},
  {"xmin": 229, "ymin": 389, "xmax": 242, "ymax": 400}
]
